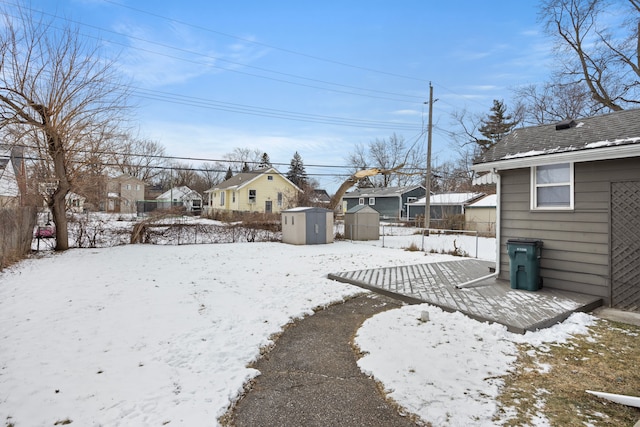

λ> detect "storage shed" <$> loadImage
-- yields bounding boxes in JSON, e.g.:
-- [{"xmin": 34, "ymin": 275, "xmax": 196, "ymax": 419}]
[
  {"xmin": 281, "ymin": 207, "xmax": 334, "ymax": 245},
  {"xmin": 344, "ymin": 205, "xmax": 379, "ymax": 240}
]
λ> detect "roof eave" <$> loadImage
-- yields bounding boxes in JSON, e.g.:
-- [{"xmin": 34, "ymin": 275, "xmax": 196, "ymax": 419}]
[{"xmin": 472, "ymin": 144, "xmax": 640, "ymax": 172}]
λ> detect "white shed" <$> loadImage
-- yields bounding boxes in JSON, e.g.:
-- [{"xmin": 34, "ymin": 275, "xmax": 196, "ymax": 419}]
[
  {"xmin": 281, "ymin": 207, "xmax": 334, "ymax": 245},
  {"xmin": 344, "ymin": 205, "xmax": 379, "ymax": 241}
]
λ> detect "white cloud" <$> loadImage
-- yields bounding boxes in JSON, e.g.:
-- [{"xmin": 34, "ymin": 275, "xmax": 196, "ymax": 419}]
[{"xmin": 113, "ymin": 22, "xmax": 268, "ymax": 88}]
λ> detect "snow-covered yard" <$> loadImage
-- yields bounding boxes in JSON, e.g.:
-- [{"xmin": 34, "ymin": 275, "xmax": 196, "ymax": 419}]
[{"xmin": 1, "ymin": 220, "xmax": 595, "ymax": 426}]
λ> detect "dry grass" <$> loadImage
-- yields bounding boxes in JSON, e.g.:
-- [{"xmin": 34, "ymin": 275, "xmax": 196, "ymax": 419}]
[{"xmin": 496, "ymin": 319, "xmax": 640, "ymax": 426}]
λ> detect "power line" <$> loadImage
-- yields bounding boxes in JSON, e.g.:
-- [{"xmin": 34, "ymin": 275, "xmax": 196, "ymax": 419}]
[
  {"xmin": 5, "ymin": 2, "xmax": 425, "ymax": 105},
  {"xmin": 132, "ymin": 88, "xmax": 423, "ymax": 131},
  {"xmin": 101, "ymin": 0, "xmax": 431, "ymax": 85}
]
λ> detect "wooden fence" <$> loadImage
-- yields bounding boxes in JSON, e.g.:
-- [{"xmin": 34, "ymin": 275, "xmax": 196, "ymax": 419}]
[{"xmin": 0, "ymin": 206, "xmax": 37, "ymax": 270}]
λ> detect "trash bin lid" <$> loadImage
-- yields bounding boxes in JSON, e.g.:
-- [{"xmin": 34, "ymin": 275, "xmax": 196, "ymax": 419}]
[{"xmin": 506, "ymin": 238, "xmax": 543, "ymax": 247}]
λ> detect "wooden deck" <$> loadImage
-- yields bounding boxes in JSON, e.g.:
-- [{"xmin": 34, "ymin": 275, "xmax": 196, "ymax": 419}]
[{"xmin": 328, "ymin": 259, "xmax": 603, "ymax": 334}]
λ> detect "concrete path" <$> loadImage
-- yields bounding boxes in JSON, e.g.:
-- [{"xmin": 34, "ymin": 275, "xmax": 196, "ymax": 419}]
[{"xmin": 223, "ymin": 294, "xmax": 419, "ymax": 427}]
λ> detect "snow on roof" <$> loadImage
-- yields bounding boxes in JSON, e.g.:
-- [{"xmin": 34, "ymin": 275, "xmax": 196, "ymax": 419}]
[
  {"xmin": 156, "ymin": 186, "xmax": 202, "ymax": 201},
  {"xmin": 408, "ymin": 192, "xmax": 485, "ymax": 206},
  {"xmin": 466, "ymin": 194, "xmax": 497, "ymax": 208},
  {"xmin": 475, "ymin": 109, "xmax": 640, "ymax": 165},
  {"xmin": 0, "ymin": 157, "xmax": 20, "ymax": 197}
]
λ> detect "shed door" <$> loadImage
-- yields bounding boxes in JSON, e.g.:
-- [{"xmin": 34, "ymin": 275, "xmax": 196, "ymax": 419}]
[
  {"xmin": 305, "ymin": 212, "xmax": 326, "ymax": 244},
  {"xmin": 611, "ymin": 181, "xmax": 640, "ymax": 311}
]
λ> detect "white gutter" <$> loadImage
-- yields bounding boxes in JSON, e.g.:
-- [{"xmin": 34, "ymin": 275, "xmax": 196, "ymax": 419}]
[{"xmin": 456, "ymin": 172, "xmax": 501, "ymax": 289}]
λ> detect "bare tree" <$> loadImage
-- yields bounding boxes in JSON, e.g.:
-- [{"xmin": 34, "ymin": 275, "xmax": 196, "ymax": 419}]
[
  {"xmin": 0, "ymin": 4, "xmax": 129, "ymax": 250},
  {"xmin": 112, "ymin": 136, "xmax": 168, "ymax": 183},
  {"xmin": 346, "ymin": 133, "xmax": 424, "ymax": 188},
  {"xmin": 512, "ymin": 80, "xmax": 598, "ymax": 124},
  {"xmin": 224, "ymin": 147, "xmax": 262, "ymax": 172},
  {"xmin": 540, "ymin": 0, "xmax": 640, "ymax": 111}
]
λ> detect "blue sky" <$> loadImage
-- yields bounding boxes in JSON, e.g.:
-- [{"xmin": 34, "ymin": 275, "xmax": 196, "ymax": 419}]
[{"xmin": 24, "ymin": 0, "xmax": 551, "ymax": 192}]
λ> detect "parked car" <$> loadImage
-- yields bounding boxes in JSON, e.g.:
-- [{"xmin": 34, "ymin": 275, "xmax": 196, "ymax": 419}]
[{"xmin": 34, "ymin": 225, "xmax": 55, "ymax": 238}]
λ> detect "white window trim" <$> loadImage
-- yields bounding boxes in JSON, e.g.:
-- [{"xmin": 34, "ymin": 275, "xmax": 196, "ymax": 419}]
[
  {"xmin": 530, "ymin": 162, "xmax": 574, "ymax": 210},
  {"xmin": 358, "ymin": 197, "xmax": 365, "ymax": 205},
  {"xmin": 369, "ymin": 197, "xmax": 375, "ymax": 205},
  {"xmin": 249, "ymin": 189, "xmax": 257, "ymax": 203}
]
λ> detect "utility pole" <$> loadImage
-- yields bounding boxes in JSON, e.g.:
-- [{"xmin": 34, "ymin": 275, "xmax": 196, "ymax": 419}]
[{"xmin": 424, "ymin": 83, "xmax": 433, "ymax": 230}]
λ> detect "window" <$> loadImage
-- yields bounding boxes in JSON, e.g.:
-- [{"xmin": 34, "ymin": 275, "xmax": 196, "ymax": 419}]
[
  {"xmin": 407, "ymin": 197, "xmax": 417, "ymax": 203},
  {"xmin": 126, "ymin": 184, "xmax": 131, "ymax": 190},
  {"xmin": 220, "ymin": 192, "xmax": 225, "ymax": 206},
  {"xmin": 232, "ymin": 192, "xmax": 236, "ymax": 203},
  {"xmin": 369, "ymin": 197, "xmax": 375, "ymax": 205},
  {"xmin": 267, "ymin": 175, "xmax": 273, "ymax": 181},
  {"xmin": 136, "ymin": 184, "xmax": 141, "ymax": 191},
  {"xmin": 532, "ymin": 163, "xmax": 573, "ymax": 209},
  {"xmin": 192, "ymin": 199, "xmax": 201, "ymax": 207},
  {"xmin": 249, "ymin": 189, "xmax": 257, "ymax": 203},
  {"xmin": 284, "ymin": 216, "xmax": 287, "ymax": 225},
  {"xmin": 358, "ymin": 197, "xmax": 365, "ymax": 205},
  {"xmin": 277, "ymin": 192, "xmax": 283, "ymax": 207}
]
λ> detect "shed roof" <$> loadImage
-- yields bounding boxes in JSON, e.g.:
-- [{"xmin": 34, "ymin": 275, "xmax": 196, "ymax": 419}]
[
  {"xmin": 346, "ymin": 205, "xmax": 379, "ymax": 214},
  {"xmin": 473, "ymin": 108, "xmax": 640, "ymax": 172},
  {"xmin": 466, "ymin": 194, "xmax": 497, "ymax": 208},
  {"xmin": 282, "ymin": 206, "xmax": 331, "ymax": 213}
]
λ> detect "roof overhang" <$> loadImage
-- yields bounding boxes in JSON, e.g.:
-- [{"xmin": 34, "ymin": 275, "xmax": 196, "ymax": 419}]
[{"xmin": 472, "ymin": 144, "xmax": 640, "ymax": 173}]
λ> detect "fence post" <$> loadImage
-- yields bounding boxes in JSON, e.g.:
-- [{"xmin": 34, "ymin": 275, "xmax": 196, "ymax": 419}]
[{"xmin": 475, "ymin": 230, "xmax": 478, "ymax": 258}]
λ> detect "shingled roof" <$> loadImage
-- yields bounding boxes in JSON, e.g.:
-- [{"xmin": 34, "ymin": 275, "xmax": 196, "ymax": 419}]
[
  {"xmin": 474, "ymin": 109, "xmax": 640, "ymax": 168},
  {"xmin": 343, "ymin": 185, "xmax": 425, "ymax": 198}
]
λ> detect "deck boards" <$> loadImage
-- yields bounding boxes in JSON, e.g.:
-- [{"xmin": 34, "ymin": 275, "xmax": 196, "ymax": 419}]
[{"xmin": 328, "ymin": 259, "xmax": 602, "ymax": 333}]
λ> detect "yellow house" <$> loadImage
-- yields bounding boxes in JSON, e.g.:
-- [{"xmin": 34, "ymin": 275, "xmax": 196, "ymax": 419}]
[{"xmin": 205, "ymin": 167, "xmax": 301, "ymax": 215}]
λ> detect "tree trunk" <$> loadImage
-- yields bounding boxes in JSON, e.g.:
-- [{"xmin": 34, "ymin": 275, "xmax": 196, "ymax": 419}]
[{"xmin": 48, "ymin": 134, "xmax": 71, "ymax": 251}]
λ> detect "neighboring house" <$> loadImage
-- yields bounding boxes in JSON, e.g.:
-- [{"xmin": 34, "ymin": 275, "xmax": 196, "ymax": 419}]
[
  {"xmin": 472, "ymin": 109, "xmax": 640, "ymax": 310},
  {"xmin": 0, "ymin": 146, "xmax": 26, "ymax": 206},
  {"xmin": 205, "ymin": 167, "xmax": 301, "ymax": 215},
  {"xmin": 464, "ymin": 194, "xmax": 497, "ymax": 234},
  {"xmin": 106, "ymin": 175, "xmax": 145, "ymax": 214},
  {"xmin": 342, "ymin": 185, "xmax": 426, "ymax": 220},
  {"xmin": 311, "ymin": 189, "xmax": 331, "ymax": 206},
  {"xmin": 65, "ymin": 192, "xmax": 86, "ymax": 213},
  {"xmin": 406, "ymin": 192, "xmax": 485, "ymax": 224},
  {"xmin": 156, "ymin": 186, "xmax": 203, "ymax": 214},
  {"xmin": 0, "ymin": 156, "xmax": 20, "ymax": 207}
]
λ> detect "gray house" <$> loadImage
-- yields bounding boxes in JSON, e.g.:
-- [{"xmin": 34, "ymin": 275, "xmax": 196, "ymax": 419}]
[
  {"xmin": 406, "ymin": 192, "xmax": 485, "ymax": 224},
  {"xmin": 342, "ymin": 185, "xmax": 426, "ymax": 220},
  {"xmin": 472, "ymin": 109, "xmax": 640, "ymax": 311}
]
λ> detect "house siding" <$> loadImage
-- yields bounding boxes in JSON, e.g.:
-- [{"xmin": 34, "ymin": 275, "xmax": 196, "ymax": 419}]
[
  {"xmin": 343, "ymin": 187, "xmax": 426, "ymax": 220},
  {"xmin": 499, "ymin": 158, "xmax": 640, "ymax": 303},
  {"xmin": 208, "ymin": 170, "xmax": 298, "ymax": 215}
]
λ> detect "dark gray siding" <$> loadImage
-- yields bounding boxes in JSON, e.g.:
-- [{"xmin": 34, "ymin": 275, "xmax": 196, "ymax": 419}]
[{"xmin": 498, "ymin": 157, "xmax": 640, "ymax": 303}]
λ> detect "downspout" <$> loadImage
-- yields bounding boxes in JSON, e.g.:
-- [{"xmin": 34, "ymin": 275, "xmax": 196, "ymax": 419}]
[{"xmin": 456, "ymin": 171, "xmax": 501, "ymax": 289}]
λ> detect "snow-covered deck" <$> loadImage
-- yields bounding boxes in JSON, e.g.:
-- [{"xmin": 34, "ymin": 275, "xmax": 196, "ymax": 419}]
[{"xmin": 328, "ymin": 259, "xmax": 602, "ymax": 334}]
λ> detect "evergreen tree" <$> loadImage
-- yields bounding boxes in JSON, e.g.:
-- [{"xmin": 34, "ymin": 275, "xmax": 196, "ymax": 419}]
[
  {"xmin": 286, "ymin": 151, "xmax": 307, "ymax": 187},
  {"xmin": 258, "ymin": 152, "xmax": 271, "ymax": 169},
  {"xmin": 241, "ymin": 162, "xmax": 250, "ymax": 173},
  {"xmin": 224, "ymin": 166, "xmax": 233, "ymax": 181},
  {"xmin": 478, "ymin": 100, "xmax": 518, "ymax": 151}
]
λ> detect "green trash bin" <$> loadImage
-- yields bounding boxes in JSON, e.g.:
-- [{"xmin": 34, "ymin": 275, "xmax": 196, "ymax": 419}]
[{"xmin": 506, "ymin": 239, "xmax": 543, "ymax": 291}]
